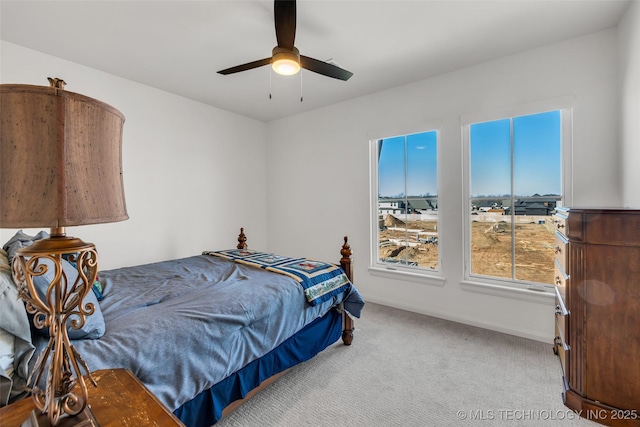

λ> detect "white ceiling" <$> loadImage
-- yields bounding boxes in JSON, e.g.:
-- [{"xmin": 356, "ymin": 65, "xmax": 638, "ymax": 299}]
[{"xmin": 0, "ymin": 0, "xmax": 631, "ymax": 122}]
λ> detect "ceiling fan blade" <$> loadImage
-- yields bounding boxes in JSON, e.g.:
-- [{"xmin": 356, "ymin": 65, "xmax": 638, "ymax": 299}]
[
  {"xmin": 217, "ymin": 58, "xmax": 272, "ymax": 75},
  {"xmin": 300, "ymin": 55, "xmax": 353, "ymax": 81},
  {"xmin": 274, "ymin": 0, "xmax": 296, "ymax": 50}
]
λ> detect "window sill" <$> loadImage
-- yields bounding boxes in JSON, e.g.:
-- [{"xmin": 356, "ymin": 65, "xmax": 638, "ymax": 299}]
[
  {"xmin": 368, "ymin": 266, "xmax": 446, "ymax": 287},
  {"xmin": 460, "ymin": 280, "xmax": 555, "ymax": 305}
]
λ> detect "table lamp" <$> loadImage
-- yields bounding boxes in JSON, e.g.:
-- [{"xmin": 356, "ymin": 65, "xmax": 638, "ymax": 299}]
[{"xmin": 0, "ymin": 78, "xmax": 127, "ymax": 426}]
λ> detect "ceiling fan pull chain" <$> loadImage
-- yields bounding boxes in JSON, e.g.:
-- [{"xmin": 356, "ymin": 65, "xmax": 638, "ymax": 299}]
[
  {"xmin": 300, "ymin": 70, "xmax": 303, "ymax": 103},
  {"xmin": 269, "ymin": 67, "xmax": 273, "ymax": 100}
]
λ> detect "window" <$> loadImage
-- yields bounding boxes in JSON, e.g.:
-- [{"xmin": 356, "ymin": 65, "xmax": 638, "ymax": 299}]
[
  {"xmin": 464, "ymin": 108, "xmax": 570, "ymax": 287},
  {"xmin": 371, "ymin": 130, "xmax": 439, "ymax": 272}
]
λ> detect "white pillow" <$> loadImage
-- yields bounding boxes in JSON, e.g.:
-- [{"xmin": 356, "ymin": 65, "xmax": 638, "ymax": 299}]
[
  {"xmin": 0, "ymin": 251, "xmax": 16, "ymax": 381},
  {"xmin": 0, "ymin": 327, "xmax": 14, "ymax": 380},
  {"xmin": 0, "ymin": 263, "xmax": 34, "ymax": 406},
  {"xmin": 0, "ymin": 249, "xmax": 9, "ymax": 273}
]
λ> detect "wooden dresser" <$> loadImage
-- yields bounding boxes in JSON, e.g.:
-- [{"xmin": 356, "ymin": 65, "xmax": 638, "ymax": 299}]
[{"xmin": 553, "ymin": 208, "xmax": 640, "ymax": 426}]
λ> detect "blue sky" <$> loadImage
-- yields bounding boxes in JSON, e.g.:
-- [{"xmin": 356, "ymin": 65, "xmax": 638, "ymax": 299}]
[
  {"xmin": 378, "ymin": 110, "xmax": 561, "ymax": 198},
  {"xmin": 471, "ymin": 110, "xmax": 561, "ymax": 197},
  {"xmin": 378, "ymin": 131, "xmax": 438, "ymax": 197}
]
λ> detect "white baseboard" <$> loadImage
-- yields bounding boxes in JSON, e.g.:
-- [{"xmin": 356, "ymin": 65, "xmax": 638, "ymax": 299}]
[{"xmin": 362, "ymin": 295, "xmax": 554, "ymax": 344}]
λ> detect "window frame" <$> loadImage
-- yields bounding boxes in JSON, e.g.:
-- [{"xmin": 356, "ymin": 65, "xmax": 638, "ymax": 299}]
[
  {"xmin": 461, "ymin": 97, "xmax": 574, "ymax": 295},
  {"xmin": 368, "ymin": 123, "xmax": 445, "ymax": 286}
]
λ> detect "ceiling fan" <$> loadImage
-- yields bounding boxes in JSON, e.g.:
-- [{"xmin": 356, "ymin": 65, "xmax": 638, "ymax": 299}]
[{"xmin": 217, "ymin": 0, "xmax": 353, "ymax": 81}]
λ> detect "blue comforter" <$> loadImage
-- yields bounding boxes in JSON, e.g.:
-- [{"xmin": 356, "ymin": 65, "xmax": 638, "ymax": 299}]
[
  {"xmin": 204, "ymin": 249, "xmax": 352, "ymax": 306},
  {"xmin": 31, "ymin": 255, "xmax": 363, "ymax": 412}
]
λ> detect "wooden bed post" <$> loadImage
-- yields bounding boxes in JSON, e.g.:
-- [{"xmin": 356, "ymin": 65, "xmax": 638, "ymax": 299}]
[
  {"xmin": 237, "ymin": 228, "xmax": 247, "ymax": 249},
  {"xmin": 340, "ymin": 236, "xmax": 355, "ymax": 346}
]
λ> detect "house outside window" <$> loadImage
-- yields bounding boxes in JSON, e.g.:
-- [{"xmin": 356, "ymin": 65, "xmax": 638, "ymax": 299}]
[{"xmin": 370, "ymin": 130, "xmax": 439, "ymax": 273}]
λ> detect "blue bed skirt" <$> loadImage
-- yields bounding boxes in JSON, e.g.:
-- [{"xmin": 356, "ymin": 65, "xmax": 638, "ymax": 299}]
[{"xmin": 174, "ymin": 308, "xmax": 343, "ymax": 427}]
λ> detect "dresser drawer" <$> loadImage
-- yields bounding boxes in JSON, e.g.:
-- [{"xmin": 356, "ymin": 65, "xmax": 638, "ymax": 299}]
[
  {"xmin": 554, "ymin": 260, "xmax": 568, "ymax": 302},
  {"xmin": 555, "ymin": 282, "xmax": 569, "ymax": 319},
  {"xmin": 554, "ymin": 278, "xmax": 570, "ymax": 377},
  {"xmin": 553, "ymin": 209, "xmax": 569, "ymax": 236},
  {"xmin": 554, "ymin": 319, "xmax": 569, "ymax": 376},
  {"xmin": 555, "ymin": 297, "xmax": 568, "ymax": 329},
  {"xmin": 554, "ymin": 231, "xmax": 569, "ymax": 273}
]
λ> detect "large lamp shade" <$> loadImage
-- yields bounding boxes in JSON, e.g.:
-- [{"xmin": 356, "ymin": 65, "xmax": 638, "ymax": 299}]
[{"xmin": 0, "ymin": 83, "xmax": 128, "ymax": 228}]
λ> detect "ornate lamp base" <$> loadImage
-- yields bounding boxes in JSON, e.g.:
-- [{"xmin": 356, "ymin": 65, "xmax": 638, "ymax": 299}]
[
  {"xmin": 22, "ymin": 406, "xmax": 99, "ymax": 427},
  {"xmin": 12, "ymin": 231, "xmax": 100, "ymax": 427}
]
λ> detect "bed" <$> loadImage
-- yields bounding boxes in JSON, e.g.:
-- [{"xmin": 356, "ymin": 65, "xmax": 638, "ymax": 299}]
[{"xmin": 0, "ymin": 228, "xmax": 364, "ymax": 427}]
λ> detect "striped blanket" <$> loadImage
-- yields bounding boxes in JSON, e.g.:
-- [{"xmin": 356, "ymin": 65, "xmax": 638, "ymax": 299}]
[{"xmin": 203, "ymin": 249, "xmax": 351, "ymax": 306}]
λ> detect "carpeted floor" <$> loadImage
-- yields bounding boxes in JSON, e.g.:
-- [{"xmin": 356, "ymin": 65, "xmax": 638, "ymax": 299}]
[{"xmin": 217, "ymin": 302, "xmax": 599, "ymax": 426}]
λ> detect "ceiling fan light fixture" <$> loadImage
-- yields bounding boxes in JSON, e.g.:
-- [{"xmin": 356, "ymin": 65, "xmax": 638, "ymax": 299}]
[
  {"xmin": 272, "ymin": 47, "xmax": 300, "ymax": 76},
  {"xmin": 217, "ymin": 1, "xmax": 352, "ymax": 81}
]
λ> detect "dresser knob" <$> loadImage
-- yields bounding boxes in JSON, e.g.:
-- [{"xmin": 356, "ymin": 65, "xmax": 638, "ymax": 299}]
[
  {"xmin": 555, "ymin": 276, "xmax": 562, "ymax": 285},
  {"xmin": 555, "ymin": 305, "xmax": 563, "ymax": 315}
]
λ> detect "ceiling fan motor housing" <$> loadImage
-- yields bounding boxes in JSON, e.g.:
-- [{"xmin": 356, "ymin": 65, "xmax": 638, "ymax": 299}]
[{"xmin": 272, "ymin": 47, "xmax": 301, "ymax": 75}]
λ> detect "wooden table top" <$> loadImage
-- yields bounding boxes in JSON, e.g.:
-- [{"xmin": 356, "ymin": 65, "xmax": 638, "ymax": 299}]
[{"xmin": 0, "ymin": 368, "xmax": 185, "ymax": 427}]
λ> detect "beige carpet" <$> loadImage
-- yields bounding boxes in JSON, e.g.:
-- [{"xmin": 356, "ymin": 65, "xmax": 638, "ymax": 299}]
[{"xmin": 217, "ymin": 302, "xmax": 598, "ymax": 426}]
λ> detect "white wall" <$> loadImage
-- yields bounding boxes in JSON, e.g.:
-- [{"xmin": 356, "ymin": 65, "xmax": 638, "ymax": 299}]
[
  {"xmin": 620, "ymin": 1, "xmax": 640, "ymax": 207},
  {"xmin": 266, "ymin": 29, "xmax": 621, "ymax": 342},
  {"xmin": 0, "ymin": 41, "xmax": 268, "ymax": 270}
]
